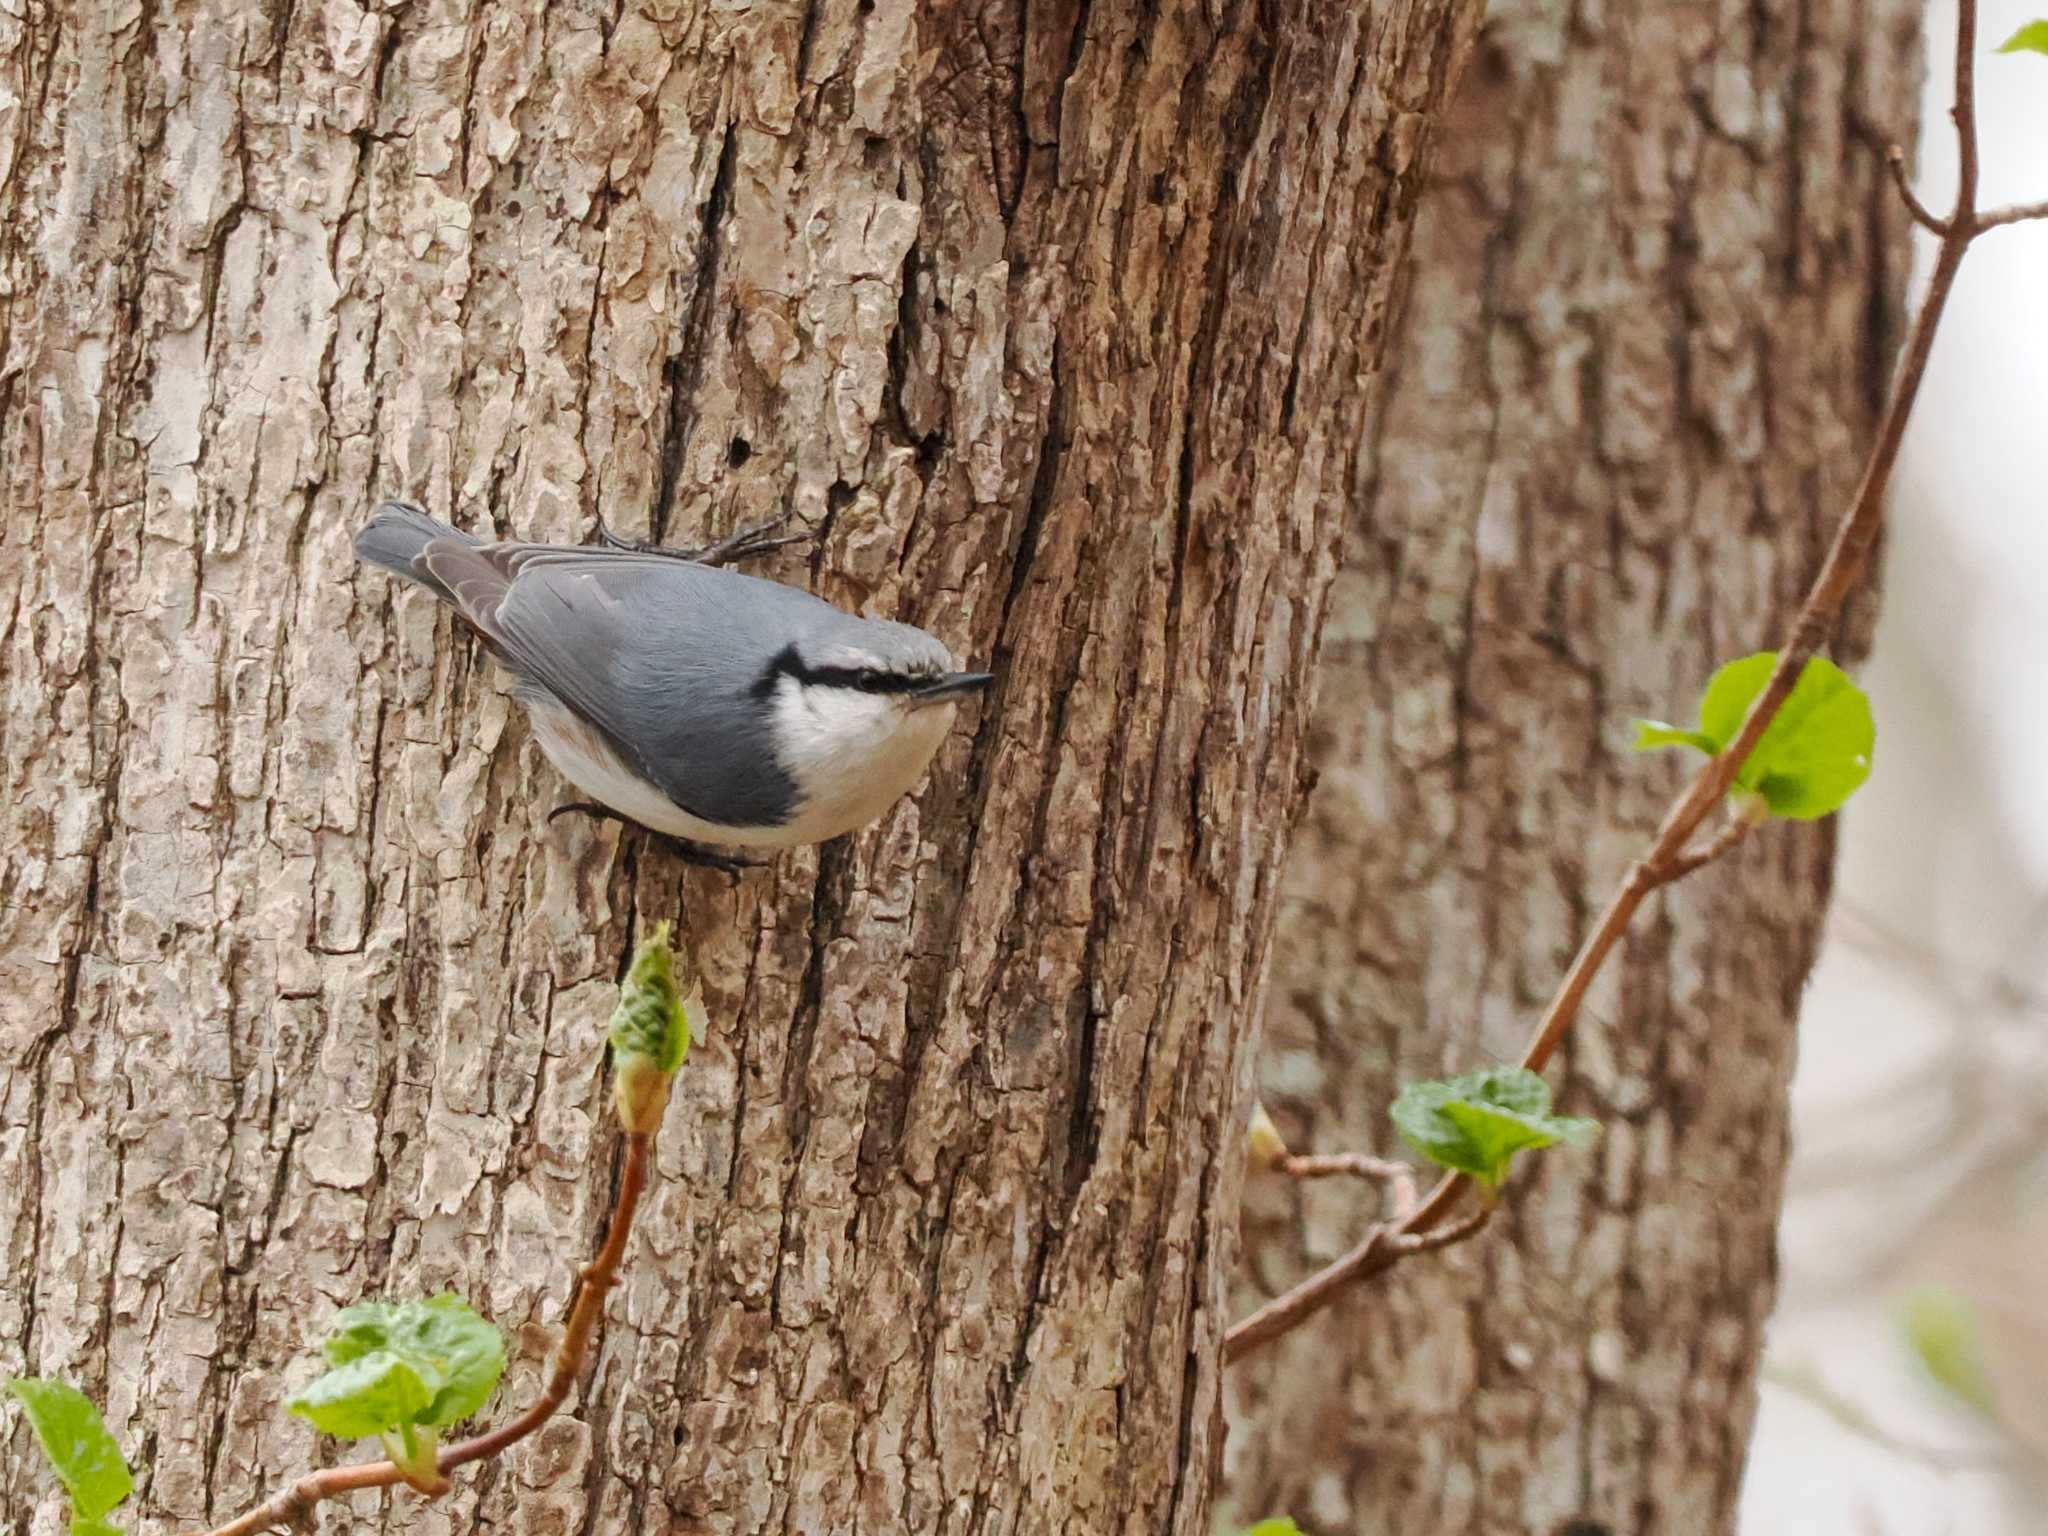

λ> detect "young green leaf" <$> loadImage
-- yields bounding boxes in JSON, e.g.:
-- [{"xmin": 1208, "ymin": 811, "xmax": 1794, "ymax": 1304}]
[
  {"xmin": 1693, "ymin": 652, "xmax": 1779, "ymax": 746},
  {"xmin": 330, "ymin": 1294, "xmax": 505, "ymax": 1427},
  {"xmin": 1898, "ymin": 1285, "xmax": 1998, "ymax": 1417},
  {"xmin": 289, "ymin": 1352, "xmax": 440, "ymax": 1440},
  {"xmin": 6, "ymin": 1378, "xmax": 134, "ymax": 1527},
  {"xmin": 1390, "ymin": 1067, "xmax": 1598, "ymax": 1189},
  {"xmin": 1630, "ymin": 720, "xmax": 1720, "ymax": 755},
  {"xmin": 1630, "ymin": 652, "xmax": 1873, "ymax": 819},
  {"xmin": 1236, "ymin": 1521, "xmax": 1306, "ymax": 1536},
  {"xmin": 287, "ymin": 1293, "xmax": 505, "ymax": 1442},
  {"xmin": 1995, "ymin": 18, "xmax": 2048, "ymax": 54}
]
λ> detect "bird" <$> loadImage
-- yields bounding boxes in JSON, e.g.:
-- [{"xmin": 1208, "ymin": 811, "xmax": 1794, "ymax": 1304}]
[{"xmin": 354, "ymin": 500, "xmax": 993, "ymax": 865}]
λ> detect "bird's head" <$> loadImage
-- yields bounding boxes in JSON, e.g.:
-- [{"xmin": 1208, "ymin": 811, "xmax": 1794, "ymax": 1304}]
[{"xmin": 753, "ymin": 620, "xmax": 994, "ymax": 819}]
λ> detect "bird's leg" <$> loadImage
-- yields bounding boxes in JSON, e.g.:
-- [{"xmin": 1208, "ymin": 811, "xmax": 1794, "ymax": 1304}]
[
  {"xmin": 546, "ymin": 802, "xmax": 768, "ymax": 876},
  {"xmin": 591, "ymin": 509, "xmax": 811, "ymax": 569},
  {"xmin": 676, "ymin": 509, "xmax": 811, "ymax": 569}
]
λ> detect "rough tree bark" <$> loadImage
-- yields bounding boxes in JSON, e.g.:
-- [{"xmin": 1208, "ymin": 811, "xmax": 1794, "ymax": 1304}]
[
  {"xmin": 0, "ymin": 1, "xmax": 1481, "ymax": 1532},
  {"xmin": 1224, "ymin": 0, "xmax": 1919, "ymax": 1531}
]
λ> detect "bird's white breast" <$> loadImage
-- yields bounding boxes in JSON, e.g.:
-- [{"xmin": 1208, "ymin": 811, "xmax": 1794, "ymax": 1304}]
[{"xmin": 524, "ymin": 687, "xmax": 957, "ymax": 849}]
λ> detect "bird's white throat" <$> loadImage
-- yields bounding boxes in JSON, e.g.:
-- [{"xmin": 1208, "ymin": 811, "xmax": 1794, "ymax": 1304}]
[{"xmin": 768, "ymin": 676, "xmax": 957, "ymax": 842}]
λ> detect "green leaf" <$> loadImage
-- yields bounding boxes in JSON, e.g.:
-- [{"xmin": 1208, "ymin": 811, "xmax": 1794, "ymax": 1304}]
[
  {"xmin": 288, "ymin": 1351, "xmax": 440, "ymax": 1440},
  {"xmin": 321, "ymin": 1298, "xmax": 404, "ymax": 1365},
  {"xmin": 403, "ymin": 1295, "xmax": 507, "ymax": 1427},
  {"xmin": 6, "ymin": 1379, "xmax": 134, "ymax": 1522},
  {"xmin": 1237, "ymin": 1521, "xmax": 1307, "ymax": 1536},
  {"xmin": 609, "ymin": 920, "xmax": 693, "ymax": 1073},
  {"xmin": 1694, "ymin": 652, "xmax": 1780, "ymax": 748},
  {"xmin": 1631, "ymin": 720, "xmax": 1720, "ymax": 754},
  {"xmin": 74, "ymin": 1518, "xmax": 123, "ymax": 1536},
  {"xmin": 1899, "ymin": 1285, "xmax": 1998, "ymax": 1417},
  {"xmin": 1630, "ymin": 652, "xmax": 1873, "ymax": 819},
  {"xmin": 289, "ymin": 1293, "xmax": 505, "ymax": 1440},
  {"xmin": 1995, "ymin": 19, "xmax": 2048, "ymax": 54},
  {"xmin": 1737, "ymin": 656, "xmax": 1875, "ymax": 817},
  {"xmin": 1390, "ymin": 1067, "xmax": 1599, "ymax": 1189}
]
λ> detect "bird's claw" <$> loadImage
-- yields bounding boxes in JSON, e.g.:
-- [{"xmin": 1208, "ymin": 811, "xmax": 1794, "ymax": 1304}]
[
  {"xmin": 591, "ymin": 509, "xmax": 810, "ymax": 569},
  {"xmin": 547, "ymin": 801, "xmax": 766, "ymax": 879},
  {"xmin": 658, "ymin": 839, "xmax": 768, "ymax": 876},
  {"xmin": 548, "ymin": 800, "xmax": 616, "ymax": 825}
]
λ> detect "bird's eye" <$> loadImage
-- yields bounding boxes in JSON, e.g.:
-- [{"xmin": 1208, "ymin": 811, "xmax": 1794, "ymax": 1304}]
[{"xmin": 853, "ymin": 668, "xmax": 926, "ymax": 694}]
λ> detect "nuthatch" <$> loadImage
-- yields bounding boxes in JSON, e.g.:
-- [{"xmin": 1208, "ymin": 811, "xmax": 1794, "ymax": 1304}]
[{"xmin": 356, "ymin": 502, "xmax": 992, "ymax": 861}]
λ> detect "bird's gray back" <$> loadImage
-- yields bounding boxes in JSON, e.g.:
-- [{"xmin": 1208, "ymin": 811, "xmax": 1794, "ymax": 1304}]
[{"xmin": 444, "ymin": 549, "xmax": 857, "ymax": 828}]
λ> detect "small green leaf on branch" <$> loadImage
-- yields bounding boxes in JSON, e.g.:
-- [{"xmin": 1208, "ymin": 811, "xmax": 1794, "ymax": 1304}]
[
  {"xmin": 289, "ymin": 1351, "xmax": 438, "ymax": 1440},
  {"xmin": 1899, "ymin": 1285, "xmax": 1998, "ymax": 1418},
  {"xmin": 1629, "ymin": 721, "xmax": 1720, "ymax": 754},
  {"xmin": 1631, "ymin": 652, "xmax": 1874, "ymax": 819},
  {"xmin": 1390, "ymin": 1067, "xmax": 1598, "ymax": 1190},
  {"xmin": 6, "ymin": 1378, "xmax": 134, "ymax": 1531},
  {"xmin": 1995, "ymin": 19, "xmax": 2048, "ymax": 55},
  {"xmin": 287, "ymin": 1294, "xmax": 505, "ymax": 1448},
  {"xmin": 1236, "ymin": 1521, "xmax": 1307, "ymax": 1536}
]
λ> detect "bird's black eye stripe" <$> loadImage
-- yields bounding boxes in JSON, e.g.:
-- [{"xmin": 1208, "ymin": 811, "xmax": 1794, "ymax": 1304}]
[
  {"xmin": 753, "ymin": 642, "xmax": 932, "ymax": 697},
  {"xmin": 804, "ymin": 666, "xmax": 930, "ymax": 695}
]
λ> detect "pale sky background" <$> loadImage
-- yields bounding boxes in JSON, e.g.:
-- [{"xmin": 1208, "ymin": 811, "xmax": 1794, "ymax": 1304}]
[{"xmin": 1740, "ymin": 2, "xmax": 2048, "ymax": 1529}]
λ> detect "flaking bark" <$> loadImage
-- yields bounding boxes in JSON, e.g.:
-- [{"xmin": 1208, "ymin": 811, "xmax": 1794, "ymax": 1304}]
[{"xmin": 0, "ymin": 0, "xmax": 1479, "ymax": 1531}]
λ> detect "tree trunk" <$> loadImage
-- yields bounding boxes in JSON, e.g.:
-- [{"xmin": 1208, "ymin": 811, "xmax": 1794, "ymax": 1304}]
[
  {"xmin": 0, "ymin": 1, "xmax": 1480, "ymax": 1532},
  {"xmin": 1224, "ymin": 0, "xmax": 1919, "ymax": 1531}
]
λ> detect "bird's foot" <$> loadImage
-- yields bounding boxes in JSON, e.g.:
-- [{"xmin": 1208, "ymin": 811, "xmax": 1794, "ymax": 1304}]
[
  {"xmin": 548, "ymin": 800, "xmax": 626, "ymax": 829},
  {"xmin": 592, "ymin": 509, "xmax": 811, "ymax": 569},
  {"xmin": 547, "ymin": 801, "xmax": 767, "ymax": 878},
  {"xmin": 655, "ymin": 838, "xmax": 768, "ymax": 876}
]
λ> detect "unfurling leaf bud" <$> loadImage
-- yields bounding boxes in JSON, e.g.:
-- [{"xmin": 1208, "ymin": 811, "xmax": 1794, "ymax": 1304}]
[
  {"xmin": 1730, "ymin": 787, "xmax": 1771, "ymax": 827},
  {"xmin": 1246, "ymin": 1101, "xmax": 1291, "ymax": 1173},
  {"xmin": 380, "ymin": 1424, "xmax": 447, "ymax": 1495},
  {"xmin": 608, "ymin": 921, "xmax": 698, "ymax": 1131},
  {"xmin": 613, "ymin": 1054, "xmax": 673, "ymax": 1133}
]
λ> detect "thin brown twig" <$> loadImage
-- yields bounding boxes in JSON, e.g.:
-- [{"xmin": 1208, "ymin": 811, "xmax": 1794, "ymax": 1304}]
[
  {"xmin": 1225, "ymin": 0, "xmax": 2038, "ymax": 1366},
  {"xmin": 1976, "ymin": 197, "xmax": 2048, "ymax": 231},
  {"xmin": 1659, "ymin": 807, "xmax": 1759, "ymax": 882},
  {"xmin": 1278, "ymin": 1152, "xmax": 1419, "ymax": 1216},
  {"xmin": 1886, "ymin": 145, "xmax": 1950, "ymax": 235},
  {"xmin": 1383, "ymin": 1200, "xmax": 1491, "ymax": 1259},
  {"xmin": 196, "ymin": 1132, "xmax": 654, "ymax": 1536},
  {"xmin": 1225, "ymin": 1202, "xmax": 1494, "ymax": 1361}
]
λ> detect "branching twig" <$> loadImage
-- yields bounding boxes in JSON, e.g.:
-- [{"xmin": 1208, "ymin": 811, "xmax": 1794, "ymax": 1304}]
[
  {"xmin": 1276, "ymin": 1151, "xmax": 1420, "ymax": 1216},
  {"xmin": 1977, "ymin": 196, "xmax": 2048, "ymax": 231},
  {"xmin": 197, "ymin": 1132, "xmax": 654, "ymax": 1536},
  {"xmin": 1659, "ymin": 806, "xmax": 1759, "ymax": 882},
  {"xmin": 1224, "ymin": 0, "xmax": 2048, "ymax": 1367},
  {"xmin": 1226, "ymin": 1202, "xmax": 1494, "ymax": 1361},
  {"xmin": 1886, "ymin": 146, "xmax": 1949, "ymax": 235}
]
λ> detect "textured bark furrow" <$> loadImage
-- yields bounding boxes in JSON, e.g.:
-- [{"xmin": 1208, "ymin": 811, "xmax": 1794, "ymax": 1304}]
[
  {"xmin": 1, "ymin": 1, "xmax": 1481, "ymax": 1531},
  {"xmin": 1222, "ymin": 1, "xmax": 1918, "ymax": 1532}
]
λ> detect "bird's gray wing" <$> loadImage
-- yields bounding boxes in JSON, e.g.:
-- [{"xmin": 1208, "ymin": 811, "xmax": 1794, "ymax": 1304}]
[{"xmin": 419, "ymin": 546, "xmax": 818, "ymax": 830}]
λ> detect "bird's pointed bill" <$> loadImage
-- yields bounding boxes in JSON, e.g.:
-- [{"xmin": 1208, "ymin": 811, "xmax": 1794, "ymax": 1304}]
[{"xmin": 910, "ymin": 672, "xmax": 995, "ymax": 706}]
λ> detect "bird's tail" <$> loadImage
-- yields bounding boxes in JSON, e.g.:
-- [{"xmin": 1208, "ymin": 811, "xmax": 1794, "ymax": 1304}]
[{"xmin": 354, "ymin": 500, "xmax": 479, "ymax": 602}]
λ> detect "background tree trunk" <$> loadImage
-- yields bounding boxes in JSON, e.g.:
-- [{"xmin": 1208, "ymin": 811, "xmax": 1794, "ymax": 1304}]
[
  {"xmin": 1223, "ymin": 1, "xmax": 1920, "ymax": 1531},
  {"xmin": 0, "ymin": 1, "xmax": 1480, "ymax": 1532}
]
